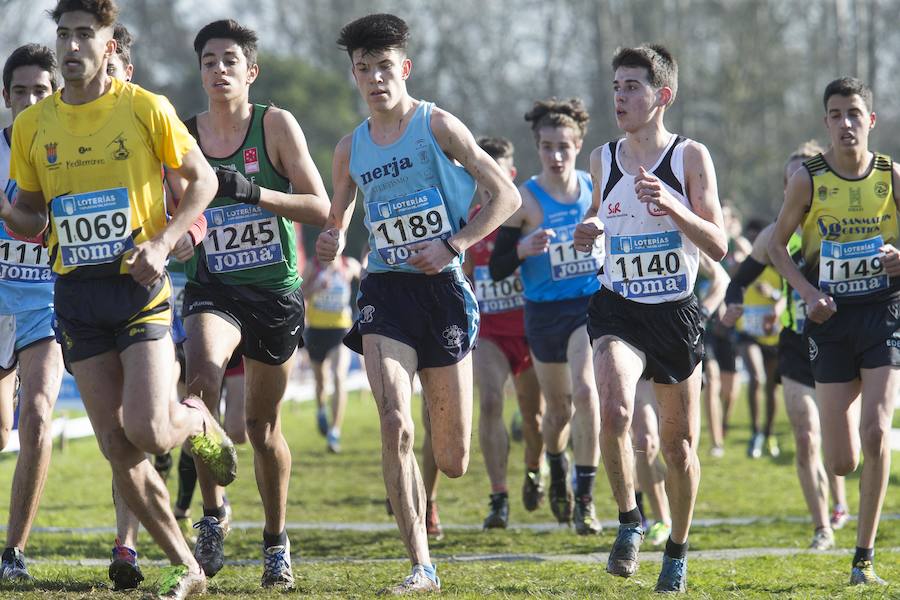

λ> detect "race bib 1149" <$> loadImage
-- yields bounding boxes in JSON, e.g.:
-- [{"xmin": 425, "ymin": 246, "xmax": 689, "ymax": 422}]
[
  {"xmin": 819, "ymin": 236, "xmax": 887, "ymax": 298},
  {"xmin": 51, "ymin": 188, "xmax": 133, "ymax": 267}
]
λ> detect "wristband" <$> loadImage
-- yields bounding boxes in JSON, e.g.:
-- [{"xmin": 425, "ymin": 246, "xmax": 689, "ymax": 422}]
[{"xmin": 442, "ymin": 237, "xmax": 461, "ymax": 258}]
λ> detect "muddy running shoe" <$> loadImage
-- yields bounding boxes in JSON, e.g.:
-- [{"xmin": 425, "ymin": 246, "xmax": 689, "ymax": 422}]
[
  {"xmin": 425, "ymin": 501, "xmax": 444, "ymax": 541},
  {"xmin": 261, "ymin": 538, "xmax": 294, "ymax": 589},
  {"xmin": 183, "ymin": 396, "xmax": 237, "ymax": 486},
  {"xmin": 378, "ymin": 564, "xmax": 440, "ymax": 595},
  {"xmin": 747, "ymin": 432, "xmax": 764, "ymax": 459},
  {"xmin": 0, "ymin": 547, "xmax": 31, "ymax": 581},
  {"xmin": 153, "ymin": 565, "xmax": 206, "ymax": 600},
  {"xmin": 549, "ymin": 480, "xmax": 574, "ymax": 525},
  {"xmin": 809, "ymin": 527, "xmax": 834, "ymax": 551},
  {"xmin": 327, "ymin": 430, "xmax": 341, "ymax": 453},
  {"xmin": 316, "ymin": 407, "xmax": 328, "ymax": 437},
  {"xmin": 193, "ymin": 516, "xmax": 229, "ymax": 578},
  {"xmin": 850, "ymin": 560, "xmax": 887, "ymax": 586},
  {"xmin": 483, "ymin": 492, "xmax": 509, "ymax": 529},
  {"xmin": 830, "ymin": 507, "xmax": 850, "ymax": 530},
  {"xmin": 573, "ymin": 495, "xmax": 601, "ymax": 535},
  {"xmin": 648, "ymin": 521, "xmax": 672, "ymax": 547},
  {"xmin": 654, "ymin": 554, "xmax": 687, "ymax": 593},
  {"xmin": 765, "ymin": 436, "xmax": 780, "ymax": 458},
  {"xmin": 522, "ymin": 469, "xmax": 545, "ymax": 512},
  {"xmin": 108, "ymin": 539, "xmax": 144, "ymax": 590},
  {"xmin": 606, "ymin": 522, "xmax": 644, "ymax": 577}
]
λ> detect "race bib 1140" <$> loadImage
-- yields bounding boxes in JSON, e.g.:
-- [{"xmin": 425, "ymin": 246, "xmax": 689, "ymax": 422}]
[
  {"xmin": 609, "ymin": 230, "xmax": 687, "ymax": 299},
  {"xmin": 369, "ymin": 187, "xmax": 452, "ymax": 267},
  {"xmin": 51, "ymin": 188, "xmax": 133, "ymax": 267}
]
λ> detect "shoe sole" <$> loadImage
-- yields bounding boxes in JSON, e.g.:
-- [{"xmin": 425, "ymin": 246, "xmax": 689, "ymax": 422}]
[
  {"xmin": 607, "ymin": 560, "xmax": 638, "ymax": 577},
  {"xmin": 109, "ymin": 560, "xmax": 144, "ymax": 591}
]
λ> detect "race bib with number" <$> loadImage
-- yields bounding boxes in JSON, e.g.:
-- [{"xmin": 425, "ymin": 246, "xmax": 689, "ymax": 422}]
[
  {"xmin": 169, "ymin": 269, "xmax": 187, "ymax": 319},
  {"xmin": 742, "ymin": 305, "xmax": 777, "ymax": 338},
  {"xmin": 609, "ymin": 230, "xmax": 687, "ymax": 299},
  {"xmin": 791, "ymin": 290, "xmax": 807, "ymax": 332},
  {"xmin": 51, "ymin": 188, "xmax": 133, "ymax": 267},
  {"xmin": 369, "ymin": 187, "xmax": 451, "ymax": 267},
  {"xmin": 474, "ymin": 265, "xmax": 524, "ymax": 314},
  {"xmin": 312, "ymin": 274, "xmax": 350, "ymax": 313},
  {"xmin": 818, "ymin": 235, "xmax": 887, "ymax": 298},
  {"xmin": 203, "ymin": 204, "xmax": 284, "ymax": 274},
  {"xmin": 548, "ymin": 224, "xmax": 603, "ymax": 281},
  {"xmin": 0, "ymin": 226, "xmax": 52, "ymax": 283}
]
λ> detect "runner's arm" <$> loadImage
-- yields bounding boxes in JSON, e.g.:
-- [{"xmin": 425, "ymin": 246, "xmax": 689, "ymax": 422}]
[
  {"xmin": 698, "ymin": 253, "xmax": 729, "ymax": 319},
  {"xmin": 316, "ymin": 135, "xmax": 357, "ymax": 264},
  {"xmin": 0, "ymin": 188, "xmax": 47, "ymax": 238},
  {"xmin": 260, "ymin": 108, "xmax": 330, "ymax": 227},
  {"xmin": 573, "ymin": 147, "xmax": 605, "ymax": 250}
]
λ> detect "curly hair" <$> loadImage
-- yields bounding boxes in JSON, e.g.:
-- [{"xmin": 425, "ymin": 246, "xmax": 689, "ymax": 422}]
[
  {"xmin": 338, "ymin": 14, "xmax": 409, "ymax": 58},
  {"xmin": 524, "ymin": 97, "xmax": 589, "ymax": 141}
]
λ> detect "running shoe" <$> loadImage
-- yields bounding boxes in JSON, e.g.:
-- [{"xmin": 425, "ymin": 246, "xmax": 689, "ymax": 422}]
[
  {"xmin": 510, "ymin": 410, "xmax": 523, "ymax": 442},
  {"xmin": 522, "ymin": 469, "xmax": 545, "ymax": 512},
  {"xmin": 193, "ymin": 516, "xmax": 229, "ymax": 578},
  {"xmin": 175, "ymin": 513, "xmax": 196, "ymax": 546},
  {"xmin": 747, "ymin": 432, "xmax": 764, "ymax": 459},
  {"xmin": 709, "ymin": 445, "xmax": 725, "ymax": 459},
  {"xmin": 765, "ymin": 436, "xmax": 780, "ymax": 458},
  {"xmin": 327, "ymin": 430, "xmax": 341, "ymax": 453},
  {"xmin": 152, "ymin": 565, "xmax": 206, "ymax": 600},
  {"xmin": 261, "ymin": 537, "xmax": 294, "ymax": 589},
  {"xmin": 154, "ymin": 451, "xmax": 174, "ymax": 481},
  {"xmin": 378, "ymin": 564, "xmax": 440, "ymax": 595},
  {"xmin": 316, "ymin": 407, "xmax": 328, "ymax": 437},
  {"xmin": 425, "ymin": 501, "xmax": 444, "ymax": 541},
  {"xmin": 0, "ymin": 547, "xmax": 31, "ymax": 581},
  {"xmin": 648, "ymin": 521, "xmax": 672, "ymax": 547},
  {"xmin": 483, "ymin": 492, "xmax": 509, "ymax": 529},
  {"xmin": 549, "ymin": 480, "xmax": 574, "ymax": 524},
  {"xmin": 655, "ymin": 554, "xmax": 688, "ymax": 593},
  {"xmin": 850, "ymin": 559, "xmax": 887, "ymax": 586},
  {"xmin": 573, "ymin": 495, "xmax": 601, "ymax": 535},
  {"xmin": 830, "ymin": 507, "xmax": 850, "ymax": 530},
  {"xmin": 606, "ymin": 522, "xmax": 644, "ymax": 577},
  {"xmin": 183, "ymin": 396, "xmax": 238, "ymax": 486},
  {"xmin": 108, "ymin": 539, "xmax": 144, "ymax": 591},
  {"xmin": 809, "ymin": 527, "xmax": 834, "ymax": 551}
]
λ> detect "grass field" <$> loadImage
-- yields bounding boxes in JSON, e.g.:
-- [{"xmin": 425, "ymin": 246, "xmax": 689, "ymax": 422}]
[{"xmin": 0, "ymin": 384, "xmax": 898, "ymax": 598}]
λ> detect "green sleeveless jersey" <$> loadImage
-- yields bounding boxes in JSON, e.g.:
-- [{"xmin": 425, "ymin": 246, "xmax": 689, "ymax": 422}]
[{"xmin": 184, "ymin": 104, "xmax": 299, "ymax": 294}]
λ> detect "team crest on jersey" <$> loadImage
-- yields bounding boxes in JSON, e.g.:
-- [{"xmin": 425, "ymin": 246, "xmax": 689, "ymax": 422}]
[
  {"xmin": 888, "ymin": 303, "xmax": 900, "ymax": 321},
  {"xmin": 848, "ymin": 188, "xmax": 862, "ymax": 212},
  {"xmin": 807, "ymin": 337, "xmax": 819, "ymax": 361},
  {"xmin": 441, "ymin": 324, "xmax": 465, "ymax": 349},
  {"xmin": 874, "ymin": 181, "xmax": 889, "ymax": 199},
  {"xmin": 44, "ymin": 142, "xmax": 58, "ymax": 165},
  {"xmin": 817, "ymin": 185, "xmax": 828, "ymax": 203},
  {"xmin": 244, "ymin": 147, "xmax": 260, "ymax": 174},
  {"xmin": 359, "ymin": 305, "xmax": 376, "ymax": 324},
  {"xmin": 108, "ymin": 133, "xmax": 130, "ymax": 160}
]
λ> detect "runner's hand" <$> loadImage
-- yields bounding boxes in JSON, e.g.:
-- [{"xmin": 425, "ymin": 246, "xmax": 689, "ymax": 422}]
[
  {"xmin": 214, "ymin": 166, "xmax": 261, "ymax": 205},
  {"xmin": 574, "ymin": 218, "xmax": 603, "ymax": 252},
  {"xmin": 880, "ymin": 244, "xmax": 900, "ymax": 276},
  {"xmin": 0, "ymin": 189, "xmax": 11, "ymax": 221},
  {"xmin": 635, "ymin": 166, "xmax": 675, "ymax": 215},
  {"xmin": 802, "ymin": 289, "xmax": 837, "ymax": 324},
  {"xmin": 763, "ymin": 313, "xmax": 777, "ymax": 335},
  {"xmin": 316, "ymin": 228, "xmax": 342, "ymax": 263},
  {"xmin": 126, "ymin": 239, "xmax": 168, "ymax": 286},
  {"xmin": 517, "ymin": 228, "xmax": 555, "ymax": 258},
  {"xmin": 720, "ymin": 303, "xmax": 743, "ymax": 327},
  {"xmin": 407, "ymin": 238, "xmax": 454, "ymax": 275},
  {"xmin": 170, "ymin": 233, "xmax": 195, "ymax": 262}
]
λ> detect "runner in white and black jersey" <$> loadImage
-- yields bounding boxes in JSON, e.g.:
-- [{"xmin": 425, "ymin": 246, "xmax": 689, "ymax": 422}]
[{"xmin": 574, "ymin": 44, "xmax": 726, "ymax": 593}]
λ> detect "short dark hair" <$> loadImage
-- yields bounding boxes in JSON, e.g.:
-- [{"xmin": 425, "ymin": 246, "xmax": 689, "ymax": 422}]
[
  {"xmin": 524, "ymin": 97, "xmax": 590, "ymax": 141},
  {"xmin": 337, "ymin": 14, "xmax": 409, "ymax": 58},
  {"xmin": 3, "ymin": 44, "xmax": 58, "ymax": 92},
  {"xmin": 50, "ymin": 0, "xmax": 118, "ymax": 27},
  {"xmin": 112, "ymin": 23, "xmax": 133, "ymax": 67},
  {"xmin": 823, "ymin": 77, "xmax": 873, "ymax": 112},
  {"xmin": 193, "ymin": 19, "xmax": 258, "ymax": 66},
  {"xmin": 477, "ymin": 136, "xmax": 514, "ymax": 161},
  {"xmin": 612, "ymin": 44, "xmax": 678, "ymax": 101}
]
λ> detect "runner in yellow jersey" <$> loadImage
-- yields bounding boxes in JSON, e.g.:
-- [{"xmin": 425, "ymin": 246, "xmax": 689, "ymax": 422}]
[
  {"xmin": 0, "ymin": 2, "xmax": 234, "ymax": 598},
  {"xmin": 769, "ymin": 77, "xmax": 900, "ymax": 586}
]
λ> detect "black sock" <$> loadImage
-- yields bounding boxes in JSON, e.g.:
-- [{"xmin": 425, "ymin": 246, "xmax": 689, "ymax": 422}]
[
  {"xmin": 635, "ymin": 491, "xmax": 646, "ymax": 521},
  {"xmin": 665, "ymin": 538, "xmax": 688, "ymax": 559},
  {"xmin": 574, "ymin": 465, "xmax": 597, "ymax": 499},
  {"xmin": 203, "ymin": 504, "xmax": 227, "ymax": 520},
  {"xmin": 1, "ymin": 547, "xmax": 15, "ymax": 561},
  {"xmin": 175, "ymin": 450, "xmax": 198, "ymax": 512},
  {"xmin": 546, "ymin": 451, "xmax": 566, "ymax": 485},
  {"xmin": 619, "ymin": 507, "xmax": 642, "ymax": 525},
  {"xmin": 854, "ymin": 547, "xmax": 874, "ymax": 564},
  {"xmin": 263, "ymin": 528, "xmax": 288, "ymax": 548}
]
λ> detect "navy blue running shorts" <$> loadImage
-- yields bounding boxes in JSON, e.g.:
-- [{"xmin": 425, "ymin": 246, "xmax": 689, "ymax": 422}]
[{"xmin": 523, "ymin": 296, "xmax": 591, "ymax": 364}]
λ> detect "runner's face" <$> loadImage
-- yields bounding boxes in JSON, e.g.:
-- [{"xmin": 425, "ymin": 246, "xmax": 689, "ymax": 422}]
[
  {"xmin": 106, "ymin": 54, "xmax": 133, "ymax": 82},
  {"xmin": 351, "ymin": 48, "xmax": 410, "ymax": 112},
  {"xmin": 537, "ymin": 126, "xmax": 581, "ymax": 178},
  {"xmin": 613, "ymin": 66, "xmax": 666, "ymax": 132},
  {"xmin": 55, "ymin": 11, "xmax": 113, "ymax": 84},
  {"xmin": 496, "ymin": 156, "xmax": 517, "ymax": 181},
  {"xmin": 3, "ymin": 65, "xmax": 53, "ymax": 119},
  {"xmin": 824, "ymin": 93, "xmax": 874, "ymax": 151},
  {"xmin": 783, "ymin": 157, "xmax": 805, "ymax": 188},
  {"xmin": 200, "ymin": 39, "xmax": 258, "ymax": 101}
]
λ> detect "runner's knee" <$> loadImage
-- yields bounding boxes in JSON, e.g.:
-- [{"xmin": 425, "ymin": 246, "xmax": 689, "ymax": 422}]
[
  {"xmin": 827, "ymin": 453, "xmax": 858, "ymax": 477},
  {"xmin": 660, "ymin": 436, "xmax": 694, "ymax": 473},
  {"xmin": 381, "ymin": 410, "xmax": 414, "ymax": 456},
  {"xmin": 793, "ymin": 428, "xmax": 818, "ymax": 466},
  {"xmin": 435, "ymin": 447, "xmax": 468, "ymax": 478},
  {"xmin": 860, "ymin": 423, "xmax": 889, "ymax": 458},
  {"xmin": 600, "ymin": 401, "xmax": 631, "ymax": 436}
]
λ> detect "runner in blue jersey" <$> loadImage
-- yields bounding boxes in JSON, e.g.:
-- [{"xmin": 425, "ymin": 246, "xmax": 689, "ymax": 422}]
[
  {"xmin": 0, "ymin": 43, "xmax": 62, "ymax": 582},
  {"xmin": 316, "ymin": 14, "xmax": 520, "ymax": 594},
  {"xmin": 489, "ymin": 98, "xmax": 602, "ymax": 535},
  {"xmin": 575, "ymin": 45, "xmax": 727, "ymax": 592}
]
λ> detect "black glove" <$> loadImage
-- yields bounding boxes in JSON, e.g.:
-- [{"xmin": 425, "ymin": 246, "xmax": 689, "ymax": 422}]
[{"xmin": 214, "ymin": 165, "xmax": 261, "ymax": 205}]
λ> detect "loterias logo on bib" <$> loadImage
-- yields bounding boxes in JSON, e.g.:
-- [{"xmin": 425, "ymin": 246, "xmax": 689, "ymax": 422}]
[{"xmin": 360, "ymin": 156, "xmax": 413, "ymax": 185}]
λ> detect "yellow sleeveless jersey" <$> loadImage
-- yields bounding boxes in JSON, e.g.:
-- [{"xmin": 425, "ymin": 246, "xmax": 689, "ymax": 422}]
[
  {"xmin": 305, "ymin": 260, "xmax": 353, "ymax": 329},
  {"xmin": 10, "ymin": 77, "xmax": 196, "ymax": 278},
  {"xmin": 737, "ymin": 264, "xmax": 782, "ymax": 346},
  {"xmin": 801, "ymin": 152, "xmax": 898, "ymax": 301}
]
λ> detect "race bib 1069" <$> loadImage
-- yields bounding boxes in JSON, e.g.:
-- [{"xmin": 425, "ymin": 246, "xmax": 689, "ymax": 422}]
[
  {"xmin": 369, "ymin": 187, "xmax": 451, "ymax": 266},
  {"xmin": 203, "ymin": 204, "xmax": 284, "ymax": 273},
  {"xmin": 474, "ymin": 265, "xmax": 524, "ymax": 314},
  {"xmin": 51, "ymin": 188, "xmax": 133, "ymax": 267},
  {"xmin": 0, "ymin": 225, "xmax": 52, "ymax": 283},
  {"xmin": 609, "ymin": 230, "xmax": 687, "ymax": 299},
  {"xmin": 819, "ymin": 236, "xmax": 887, "ymax": 298}
]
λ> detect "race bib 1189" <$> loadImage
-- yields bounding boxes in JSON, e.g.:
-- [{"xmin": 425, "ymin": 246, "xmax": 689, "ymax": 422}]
[{"xmin": 369, "ymin": 187, "xmax": 451, "ymax": 267}]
